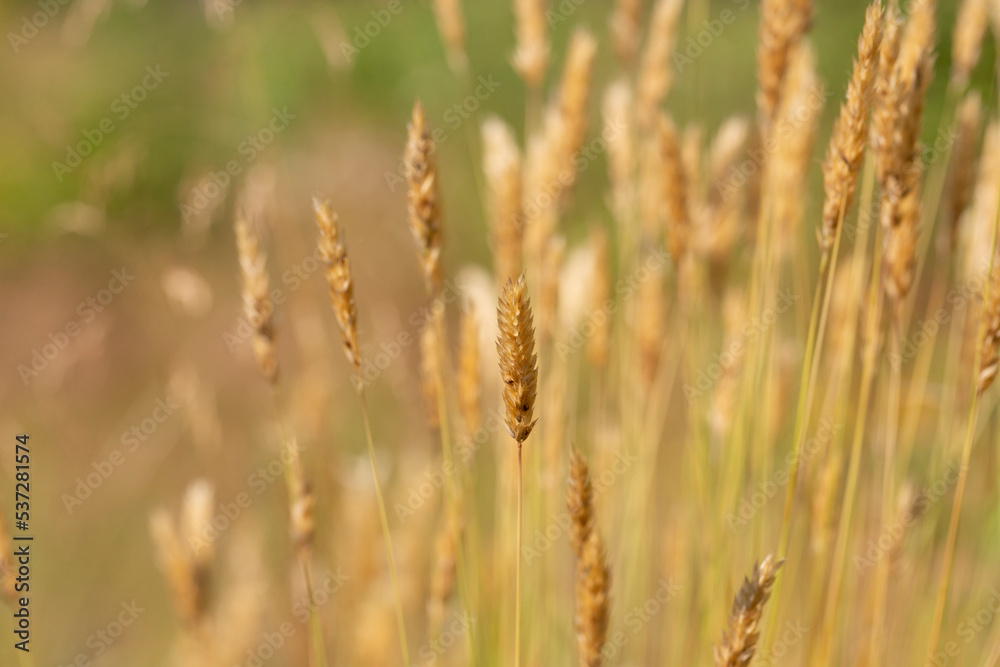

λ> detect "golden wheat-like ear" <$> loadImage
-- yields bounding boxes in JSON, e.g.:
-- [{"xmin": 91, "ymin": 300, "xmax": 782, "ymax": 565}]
[
  {"xmin": 314, "ymin": 197, "xmax": 361, "ymax": 373},
  {"xmin": 235, "ymin": 212, "xmax": 278, "ymax": 384},
  {"xmin": 497, "ymin": 273, "xmax": 538, "ymax": 444},
  {"xmin": 819, "ymin": 2, "xmax": 883, "ymax": 252},
  {"xmin": 404, "ymin": 100, "xmax": 444, "ymax": 293},
  {"xmin": 715, "ymin": 555, "xmax": 784, "ymax": 667}
]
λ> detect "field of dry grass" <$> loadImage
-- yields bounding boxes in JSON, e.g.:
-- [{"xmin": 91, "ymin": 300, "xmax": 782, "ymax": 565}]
[{"xmin": 3, "ymin": 0, "xmax": 1000, "ymax": 665}]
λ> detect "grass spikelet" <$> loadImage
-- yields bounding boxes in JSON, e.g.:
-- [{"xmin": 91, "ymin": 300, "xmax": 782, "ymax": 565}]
[
  {"xmin": 432, "ymin": 0, "xmax": 467, "ymax": 72},
  {"xmin": 636, "ymin": 0, "xmax": 683, "ymax": 128},
  {"xmin": 587, "ymin": 226, "xmax": 611, "ymax": 369},
  {"xmin": 314, "ymin": 198, "xmax": 361, "ymax": 372},
  {"xmin": 497, "ymin": 273, "xmax": 539, "ymax": 444},
  {"xmin": 978, "ymin": 262, "xmax": 1000, "ymax": 393},
  {"xmin": 610, "ymin": 0, "xmax": 642, "ymax": 68},
  {"xmin": 404, "ymin": 100, "xmax": 444, "ymax": 293},
  {"xmin": 872, "ymin": 2, "xmax": 904, "ymax": 187},
  {"xmin": 945, "ymin": 92, "xmax": 982, "ymax": 249},
  {"xmin": 151, "ymin": 481, "xmax": 215, "ymax": 626},
  {"xmin": 235, "ymin": 213, "xmax": 278, "ymax": 384},
  {"xmin": 714, "ymin": 554, "xmax": 784, "ymax": 667},
  {"xmin": 819, "ymin": 2, "xmax": 883, "ymax": 252},
  {"xmin": 567, "ymin": 446, "xmax": 610, "ymax": 667},
  {"xmin": 757, "ymin": 0, "xmax": 813, "ymax": 132},
  {"xmin": 482, "ymin": 117, "xmax": 524, "ymax": 283},
  {"xmin": 512, "ymin": 0, "xmax": 550, "ymax": 89},
  {"xmin": 603, "ymin": 79, "xmax": 636, "ymax": 227},
  {"xmin": 660, "ymin": 113, "xmax": 690, "ymax": 261},
  {"xmin": 951, "ymin": 0, "xmax": 988, "ymax": 87},
  {"xmin": 555, "ymin": 28, "xmax": 598, "ymax": 191}
]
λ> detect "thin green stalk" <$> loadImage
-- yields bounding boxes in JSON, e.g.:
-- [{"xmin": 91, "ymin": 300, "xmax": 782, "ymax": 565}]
[
  {"xmin": 359, "ymin": 389, "xmax": 411, "ymax": 666},
  {"xmin": 816, "ymin": 220, "xmax": 885, "ymax": 667},
  {"xmin": 869, "ymin": 306, "xmax": 903, "ymax": 665},
  {"xmin": 927, "ymin": 184, "xmax": 1000, "ymax": 659},
  {"xmin": 514, "ymin": 443, "xmax": 523, "ymax": 667}
]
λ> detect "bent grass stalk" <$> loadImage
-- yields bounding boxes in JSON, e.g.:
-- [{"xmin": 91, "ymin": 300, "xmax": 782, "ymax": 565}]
[
  {"xmin": 927, "ymin": 188, "xmax": 1000, "ymax": 659},
  {"xmin": 358, "ymin": 388, "xmax": 411, "ymax": 667}
]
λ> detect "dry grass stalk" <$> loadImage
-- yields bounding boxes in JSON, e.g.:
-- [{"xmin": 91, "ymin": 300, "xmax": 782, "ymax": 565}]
[
  {"xmin": 458, "ymin": 306, "xmax": 482, "ymax": 436},
  {"xmin": 819, "ymin": 2, "xmax": 883, "ymax": 252},
  {"xmin": 660, "ymin": 113, "xmax": 690, "ymax": 261},
  {"xmin": 951, "ymin": 0, "xmax": 989, "ymax": 87},
  {"xmin": 497, "ymin": 273, "xmax": 539, "ymax": 444},
  {"xmin": 432, "ymin": 0, "xmax": 466, "ymax": 72},
  {"xmin": 482, "ymin": 117, "xmax": 524, "ymax": 283},
  {"xmin": 428, "ymin": 502, "xmax": 460, "ymax": 633},
  {"xmin": 512, "ymin": 0, "xmax": 550, "ymax": 89},
  {"xmin": 945, "ymin": 92, "xmax": 982, "ymax": 250},
  {"xmin": 714, "ymin": 554, "xmax": 784, "ymax": 667},
  {"xmin": 404, "ymin": 101, "xmax": 444, "ymax": 293},
  {"xmin": 610, "ymin": 0, "xmax": 643, "ymax": 68},
  {"xmin": 636, "ymin": 0, "xmax": 683, "ymax": 128},
  {"xmin": 568, "ymin": 447, "xmax": 610, "ymax": 667},
  {"xmin": 421, "ymin": 308, "xmax": 443, "ymax": 430},
  {"xmin": 235, "ymin": 213, "xmax": 278, "ymax": 384},
  {"xmin": 757, "ymin": 0, "xmax": 813, "ymax": 132},
  {"xmin": 314, "ymin": 198, "xmax": 361, "ymax": 372},
  {"xmin": 638, "ymin": 261, "xmax": 665, "ymax": 385},
  {"xmin": 587, "ymin": 227, "xmax": 611, "ymax": 369}
]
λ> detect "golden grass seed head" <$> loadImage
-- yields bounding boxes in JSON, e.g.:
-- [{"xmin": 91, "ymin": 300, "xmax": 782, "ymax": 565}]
[
  {"xmin": 567, "ymin": 445, "xmax": 594, "ymax": 558},
  {"xmin": 512, "ymin": 0, "xmax": 550, "ymax": 88},
  {"xmin": 715, "ymin": 554, "xmax": 784, "ymax": 667},
  {"xmin": 946, "ymin": 92, "xmax": 982, "ymax": 250},
  {"xmin": 660, "ymin": 112, "xmax": 690, "ymax": 261},
  {"xmin": 314, "ymin": 198, "xmax": 362, "ymax": 372},
  {"xmin": 575, "ymin": 530, "xmax": 611, "ymax": 667},
  {"xmin": 497, "ymin": 273, "xmax": 538, "ymax": 444},
  {"xmin": 482, "ymin": 117, "xmax": 524, "ymax": 284},
  {"xmin": 404, "ymin": 100, "xmax": 444, "ymax": 293},
  {"xmin": 952, "ymin": 0, "xmax": 989, "ymax": 86},
  {"xmin": 636, "ymin": 0, "xmax": 684, "ymax": 128},
  {"xmin": 819, "ymin": 1, "xmax": 884, "ymax": 252},
  {"xmin": 432, "ymin": 0, "xmax": 467, "ymax": 72},
  {"xmin": 235, "ymin": 213, "xmax": 278, "ymax": 384},
  {"xmin": 610, "ymin": 0, "xmax": 643, "ymax": 68},
  {"xmin": 757, "ymin": 0, "xmax": 814, "ymax": 133}
]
